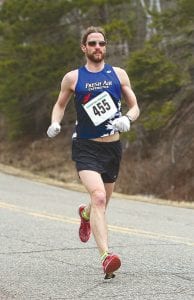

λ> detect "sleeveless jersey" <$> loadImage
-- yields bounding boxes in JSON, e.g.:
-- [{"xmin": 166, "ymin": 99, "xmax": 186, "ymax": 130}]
[{"xmin": 73, "ymin": 64, "xmax": 122, "ymax": 139}]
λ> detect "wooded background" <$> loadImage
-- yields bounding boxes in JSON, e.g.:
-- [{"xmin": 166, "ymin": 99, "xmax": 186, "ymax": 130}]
[{"xmin": 0, "ymin": 0, "xmax": 194, "ymax": 202}]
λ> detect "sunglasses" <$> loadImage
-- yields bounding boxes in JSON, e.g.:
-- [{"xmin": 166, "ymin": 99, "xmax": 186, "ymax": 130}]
[{"xmin": 86, "ymin": 40, "xmax": 106, "ymax": 47}]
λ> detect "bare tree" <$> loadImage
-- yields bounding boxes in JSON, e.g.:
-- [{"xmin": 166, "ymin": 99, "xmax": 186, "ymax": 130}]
[{"xmin": 140, "ymin": 0, "xmax": 161, "ymax": 40}]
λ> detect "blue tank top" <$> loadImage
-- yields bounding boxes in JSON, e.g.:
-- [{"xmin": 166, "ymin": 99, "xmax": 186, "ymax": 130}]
[{"xmin": 73, "ymin": 64, "xmax": 122, "ymax": 139}]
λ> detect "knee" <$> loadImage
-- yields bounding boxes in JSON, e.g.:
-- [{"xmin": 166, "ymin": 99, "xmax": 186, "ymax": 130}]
[{"xmin": 91, "ymin": 189, "xmax": 106, "ymax": 208}]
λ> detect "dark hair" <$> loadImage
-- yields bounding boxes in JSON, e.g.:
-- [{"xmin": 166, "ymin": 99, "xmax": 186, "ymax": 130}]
[{"xmin": 81, "ymin": 26, "xmax": 106, "ymax": 45}]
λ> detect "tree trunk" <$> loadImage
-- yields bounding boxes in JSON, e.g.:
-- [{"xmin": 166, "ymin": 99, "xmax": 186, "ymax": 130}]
[{"xmin": 140, "ymin": 0, "xmax": 161, "ymax": 40}]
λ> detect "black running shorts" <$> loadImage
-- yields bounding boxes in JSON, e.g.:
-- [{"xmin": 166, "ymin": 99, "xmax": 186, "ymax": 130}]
[{"xmin": 72, "ymin": 139, "xmax": 122, "ymax": 183}]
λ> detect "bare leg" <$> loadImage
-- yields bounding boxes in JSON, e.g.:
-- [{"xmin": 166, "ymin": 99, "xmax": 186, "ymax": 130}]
[
  {"xmin": 83, "ymin": 182, "xmax": 115, "ymax": 216},
  {"xmin": 104, "ymin": 182, "xmax": 115, "ymax": 208},
  {"xmin": 79, "ymin": 170, "xmax": 115, "ymax": 255}
]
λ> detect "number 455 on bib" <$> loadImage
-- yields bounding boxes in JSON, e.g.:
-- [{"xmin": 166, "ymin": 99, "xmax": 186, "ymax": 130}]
[{"xmin": 82, "ymin": 91, "xmax": 117, "ymax": 126}]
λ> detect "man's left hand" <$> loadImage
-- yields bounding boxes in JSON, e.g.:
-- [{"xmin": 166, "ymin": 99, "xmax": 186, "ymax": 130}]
[{"xmin": 112, "ymin": 116, "xmax": 130, "ymax": 132}]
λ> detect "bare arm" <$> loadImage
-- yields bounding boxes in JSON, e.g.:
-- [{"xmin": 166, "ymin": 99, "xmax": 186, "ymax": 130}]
[
  {"xmin": 47, "ymin": 70, "xmax": 77, "ymax": 138},
  {"xmin": 51, "ymin": 70, "xmax": 76, "ymax": 124},
  {"xmin": 114, "ymin": 67, "xmax": 140, "ymax": 122}
]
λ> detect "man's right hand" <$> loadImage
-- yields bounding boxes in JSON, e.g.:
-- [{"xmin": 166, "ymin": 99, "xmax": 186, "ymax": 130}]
[{"xmin": 47, "ymin": 122, "xmax": 61, "ymax": 138}]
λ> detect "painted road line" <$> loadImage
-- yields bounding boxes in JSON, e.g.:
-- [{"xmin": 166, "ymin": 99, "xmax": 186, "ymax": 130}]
[{"xmin": 0, "ymin": 201, "xmax": 193, "ymax": 247}]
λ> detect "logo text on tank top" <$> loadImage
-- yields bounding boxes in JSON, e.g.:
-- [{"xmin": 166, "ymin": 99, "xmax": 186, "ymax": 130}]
[{"xmin": 85, "ymin": 80, "xmax": 112, "ymax": 91}]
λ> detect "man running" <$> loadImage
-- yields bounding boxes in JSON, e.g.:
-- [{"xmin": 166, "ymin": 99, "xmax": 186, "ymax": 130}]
[{"xmin": 47, "ymin": 26, "xmax": 140, "ymax": 279}]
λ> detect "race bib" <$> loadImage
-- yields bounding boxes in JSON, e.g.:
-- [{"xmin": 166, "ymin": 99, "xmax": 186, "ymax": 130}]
[{"xmin": 82, "ymin": 91, "xmax": 117, "ymax": 126}]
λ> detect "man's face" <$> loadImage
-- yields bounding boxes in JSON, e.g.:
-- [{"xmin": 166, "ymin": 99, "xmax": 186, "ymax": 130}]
[{"xmin": 82, "ymin": 32, "xmax": 106, "ymax": 63}]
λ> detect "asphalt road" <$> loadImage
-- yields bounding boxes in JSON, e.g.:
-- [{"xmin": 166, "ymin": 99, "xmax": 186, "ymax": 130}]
[{"xmin": 0, "ymin": 171, "xmax": 194, "ymax": 300}]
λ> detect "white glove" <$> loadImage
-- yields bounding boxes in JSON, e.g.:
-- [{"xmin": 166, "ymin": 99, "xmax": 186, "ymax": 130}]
[
  {"xmin": 47, "ymin": 122, "xmax": 61, "ymax": 138},
  {"xmin": 112, "ymin": 116, "xmax": 130, "ymax": 132}
]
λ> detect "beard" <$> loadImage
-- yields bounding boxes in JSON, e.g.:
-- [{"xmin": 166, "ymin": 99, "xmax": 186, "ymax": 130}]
[{"xmin": 86, "ymin": 51, "xmax": 105, "ymax": 63}]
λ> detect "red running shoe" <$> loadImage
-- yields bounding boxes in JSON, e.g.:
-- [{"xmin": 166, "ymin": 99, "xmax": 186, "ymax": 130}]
[
  {"xmin": 78, "ymin": 205, "xmax": 91, "ymax": 243},
  {"xmin": 102, "ymin": 253, "xmax": 121, "ymax": 275}
]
